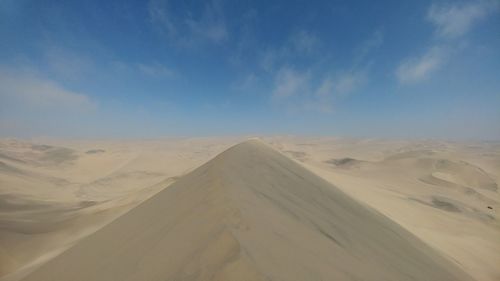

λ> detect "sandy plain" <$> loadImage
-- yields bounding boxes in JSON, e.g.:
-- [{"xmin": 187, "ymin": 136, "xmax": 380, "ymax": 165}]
[{"xmin": 0, "ymin": 137, "xmax": 498, "ymax": 280}]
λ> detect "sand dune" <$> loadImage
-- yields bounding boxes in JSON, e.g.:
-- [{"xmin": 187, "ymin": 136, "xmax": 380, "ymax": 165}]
[
  {"xmin": 267, "ymin": 137, "xmax": 499, "ymax": 281},
  {"xmin": 20, "ymin": 140, "xmax": 473, "ymax": 281},
  {"xmin": 0, "ymin": 138, "xmax": 240, "ymax": 279},
  {"xmin": 1, "ymin": 137, "xmax": 498, "ymax": 280}
]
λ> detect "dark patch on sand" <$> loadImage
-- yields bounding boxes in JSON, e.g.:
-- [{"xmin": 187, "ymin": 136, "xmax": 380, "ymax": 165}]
[
  {"xmin": 326, "ymin": 158, "xmax": 356, "ymax": 166},
  {"xmin": 0, "ymin": 152, "xmax": 26, "ymax": 164},
  {"xmin": 31, "ymin": 144, "xmax": 53, "ymax": 151},
  {"xmin": 409, "ymin": 196, "xmax": 496, "ymax": 222},
  {"xmin": 409, "ymin": 197, "xmax": 462, "ymax": 213},
  {"xmin": 0, "ymin": 161, "xmax": 24, "ymax": 175},
  {"xmin": 78, "ymin": 200, "xmax": 98, "ymax": 208},
  {"xmin": 40, "ymin": 147, "xmax": 77, "ymax": 164},
  {"xmin": 431, "ymin": 198, "xmax": 462, "ymax": 212},
  {"xmin": 86, "ymin": 149, "xmax": 106, "ymax": 154},
  {"xmin": 0, "ymin": 194, "xmax": 52, "ymax": 211},
  {"xmin": 325, "ymin": 158, "xmax": 363, "ymax": 169}
]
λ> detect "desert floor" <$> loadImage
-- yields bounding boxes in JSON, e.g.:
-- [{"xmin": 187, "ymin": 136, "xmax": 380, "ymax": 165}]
[{"xmin": 0, "ymin": 137, "xmax": 498, "ymax": 280}]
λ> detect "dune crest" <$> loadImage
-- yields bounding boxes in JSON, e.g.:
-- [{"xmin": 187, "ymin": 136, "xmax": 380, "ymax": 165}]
[{"xmin": 21, "ymin": 140, "xmax": 474, "ymax": 281}]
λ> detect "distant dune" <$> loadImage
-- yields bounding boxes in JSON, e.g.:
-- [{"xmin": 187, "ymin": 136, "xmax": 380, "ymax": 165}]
[{"xmin": 20, "ymin": 140, "xmax": 473, "ymax": 281}]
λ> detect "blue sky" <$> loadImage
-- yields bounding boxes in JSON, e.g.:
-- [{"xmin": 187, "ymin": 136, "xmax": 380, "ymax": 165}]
[{"xmin": 1, "ymin": 0, "xmax": 499, "ymax": 139}]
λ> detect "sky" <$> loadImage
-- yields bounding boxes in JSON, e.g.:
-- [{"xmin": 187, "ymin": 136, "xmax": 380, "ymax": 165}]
[{"xmin": 1, "ymin": 0, "xmax": 499, "ymax": 139}]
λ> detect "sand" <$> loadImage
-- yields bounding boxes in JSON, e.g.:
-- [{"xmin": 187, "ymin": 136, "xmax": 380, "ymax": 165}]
[
  {"xmin": 0, "ymin": 137, "xmax": 498, "ymax": 280},
  {"xmin": 0, "ymin": 137, "xmax": 241, "ymax": 279},
  {"xmin": 266, "ymin": 137, "xmax": 500, "ymax": 281},
  {"xmin": 17, "ymin": 140, "xmax": 474, "ymax": 281}
]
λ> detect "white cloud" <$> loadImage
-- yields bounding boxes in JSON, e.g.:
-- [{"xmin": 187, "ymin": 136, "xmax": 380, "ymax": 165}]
[
  {"xmin": 334, "ymin": 72, "xmax": 365, "ymax": 95},
  {"xmin": 138, "ymin": 62, "xmax": 175, "ymax": 78},
  {"xmin": 290, "ymin": 30, "xmax": 320, "ymax": 55},
  {"xmin": 233, "ymin": 73, "xmax": 260, "ymax": 91},
  {"xmin": 272, "ymin": 67, "xmax": 310, "ymax": 98},
  {"xmin": 315, "ymin": 72, "xmax": 365, "ymax": 97},
  {"xmin": 259, "ymin": 30, "xmax": 321, "ymax": 72},
  {"xmin": 260, "ymin": 28, "xmax": 370, "ymax": 112},
  {"xmin": 0, "ymin": 67, "xmax": 94, "ymax": 110},
  {"xmin": 259, "ymin": 49, "xmax": 279, "ymax": 72},
  {"xmin": 306, "ymin": 77, "xmax": 336, "ymax": 113},
  {"xmin": 44, "ymin": 47, "xmax": 95, "ymax": 81},
  {"xmin": 148, "ymin": 0, "xmax": 177, "ymax": 38},
  {"xmin": 42, "ymin": 45, "xmax": 178, "ymax": 82},
  {"xmin": 396, "ymin": 46, "xmax": 447, "ymax": 83},
  {"xmin": 148, "ymin": 0, "xmax": 228, "ymax": 46},
  {"xmin": 271, "ymin": 66, "xmax": 364, "ymax": 112},
  {"xmin": 265, "ymin": 28, "xmax": 370, "ymax": 112},
  {"xmin": 354, "ymin": 29, "xmax": 384, "ymax": 66},
  {"xmin": 185, "ymin": 3, "xmax": 228, "ymax": 43},
  {"xmin": 396, "ymin": 1, "xmax": 498, "ymax": 85},
  {"xmin": 427, "ymin": 0, "xmax": 499, "ymax": 39},
  {"xmin": 315, "ymin": 76, "xmax": 334, "ymax": 97},
  {"xmin": 313, "ymin": 72, "xmax": 365, "ymax": 112}
]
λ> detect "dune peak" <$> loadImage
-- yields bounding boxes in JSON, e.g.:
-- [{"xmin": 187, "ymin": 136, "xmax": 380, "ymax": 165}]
[{"xmin": 21, "ymin": 141, "xmax": 474, "ymax": 281}]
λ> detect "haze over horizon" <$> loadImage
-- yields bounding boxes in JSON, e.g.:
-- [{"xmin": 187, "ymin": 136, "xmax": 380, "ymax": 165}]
[{"xmin": 1, "ymin": 0, "xmax": 499, "ymax": 139}]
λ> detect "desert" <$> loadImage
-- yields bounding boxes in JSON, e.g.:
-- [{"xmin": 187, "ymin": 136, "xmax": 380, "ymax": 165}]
[{"xmin": 0, "ymin": 137, "xmax": 498, "ymax": 280}]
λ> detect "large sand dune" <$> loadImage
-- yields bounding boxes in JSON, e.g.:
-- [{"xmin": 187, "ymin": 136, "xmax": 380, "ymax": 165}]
[
  {"xmin": 269, "ymin": 137, "xmax": 500, "ymax": 281},
  {"xmin": 0, "ymin": 138, "xmax": 240, "ymax": 279},
  {"xmin": 19, "ymin": 140, "xmax": 473, "ymax": 281},
  {"xmin": 1, "ymin": 137, "xmax": 498, "ymax": 280}
]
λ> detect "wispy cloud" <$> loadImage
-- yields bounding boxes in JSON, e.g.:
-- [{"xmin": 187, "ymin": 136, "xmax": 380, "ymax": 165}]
[
  {"xmin": 148, "ymin": 0, "xmax": 228, "ymax": 47},
  {"xmin": 0, "ymin": 66, "xmax": 95, "ymax": 110},
  {"xmin": 272, "ymin": 67, "xmax": 311, "ymax": 98},
  {"xmin": 259, "ymin": 48, "xmax": 279, "ymax": 73},
  {"xmin": 427, "ymin": 0, "xmax": 499, "ymax": 39},
  {"xmin": 290, "ymin": 30, "xmax": 320, "ymax": 55},
  {"xmin": 261, "ymin": 27, "xmax": 373, "ymax": 113},
  {"xmin": 185, "ymin": 2, "xmax": 228, "ymax": 43},
  {"xmin": 148, "ymin": 0, "xmax": 178, "ymax": 39},
  {"xmin": 137, "ymin": 62, "xmax": 176, "ymax": 78},
  {"xmin": 43, "ymin": 47, "xmax": 95, "ymax": 81},
  {"xmin": 333, "ymin": 72, "xmax": 366, "ymax": 95},
  {"xmin": 396, "ymin": 0, "xmax": 498, "ymax": 85},
  {"xmin": 41, "ymin": 44, "xmax": 178, "ymax": 82},
  {"xmin": 232, "ymin": 72, "xmax": 260, "ymax": 92},
  {"xmin": 354, "ymin": 29, "xmax": 384, "ymax": 66},
  {"xmin": 306, "ymin": 72, "xmax": 365, "ymax": 113},
  {"xmin": 259, "ymin": 29, "xmax": 321, "ymax": 72},
  {"xmin": 396, "ymin": 46, "xmax": 447, "ymax": 83},
  {"xmin": 271, "ymin": 66, "xmax": 365, "ymax": 113}
]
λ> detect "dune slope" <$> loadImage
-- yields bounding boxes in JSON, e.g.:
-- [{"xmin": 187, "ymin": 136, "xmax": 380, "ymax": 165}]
[{"xmin": 21, "ymin": 140, "xmax": 474, "ymax": 281}]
